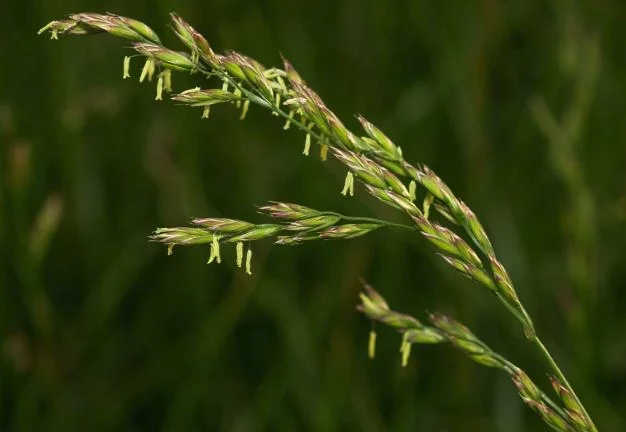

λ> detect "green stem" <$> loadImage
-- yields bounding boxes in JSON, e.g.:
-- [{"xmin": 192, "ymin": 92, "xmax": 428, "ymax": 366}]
[
  {"xmin": 323, "ymin": 212, "xmax": 414, "ymax": 231},
  {"xmin": 532, "ymin": 336, "xmax": 598, "ymax": 432}
]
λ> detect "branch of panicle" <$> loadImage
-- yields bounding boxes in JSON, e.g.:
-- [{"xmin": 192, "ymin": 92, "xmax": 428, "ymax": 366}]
[{"xmin": 357, "ymin": 282, "xmax": 582, "ymax": 432}]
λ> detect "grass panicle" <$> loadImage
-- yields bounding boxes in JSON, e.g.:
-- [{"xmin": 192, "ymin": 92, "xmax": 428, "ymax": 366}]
[{"xmin": 40, "ymin": 12, "xmax": 598, "ymax": 432}]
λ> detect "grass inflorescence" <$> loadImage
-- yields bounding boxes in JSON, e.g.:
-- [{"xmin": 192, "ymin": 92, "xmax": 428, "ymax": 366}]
[{"xmin": 40, "ymin": 12, "xmax": 598, "ymax": 432}]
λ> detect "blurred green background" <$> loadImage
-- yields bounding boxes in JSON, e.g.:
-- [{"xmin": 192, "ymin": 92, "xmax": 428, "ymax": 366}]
[{"xmin": 2, "ymin": 0, "xmax": 626, "ymax": 431}]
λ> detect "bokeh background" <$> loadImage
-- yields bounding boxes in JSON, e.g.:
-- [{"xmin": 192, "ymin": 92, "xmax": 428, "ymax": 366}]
[{"xmin": 2, "ymin": 0, "xmax": 626, "ymax": 431}]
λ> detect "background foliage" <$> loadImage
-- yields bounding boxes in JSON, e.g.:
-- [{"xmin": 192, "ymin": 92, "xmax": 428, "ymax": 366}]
[{"xmin": 2, "ymin": 0, "xmax": 626, "ymax": 431}]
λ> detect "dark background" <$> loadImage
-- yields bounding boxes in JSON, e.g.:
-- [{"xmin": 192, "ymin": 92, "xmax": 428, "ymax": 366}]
[{"xmin": 2, "ymin": 0, "xmax": 626, "ymax": 431}]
